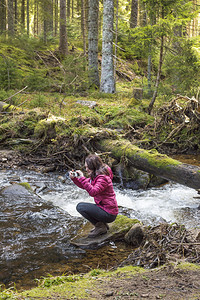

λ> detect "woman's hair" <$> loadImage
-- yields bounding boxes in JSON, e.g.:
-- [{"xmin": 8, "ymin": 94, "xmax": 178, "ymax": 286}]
[{"xmin": 85, "ymin": 154, "xmax": 109, "ymax": 180}]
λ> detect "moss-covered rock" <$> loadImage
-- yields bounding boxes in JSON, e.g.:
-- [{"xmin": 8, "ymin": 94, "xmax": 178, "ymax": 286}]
[{"xmin": 70, "ymin": 215, "xmax": 140, "ymax": 249}]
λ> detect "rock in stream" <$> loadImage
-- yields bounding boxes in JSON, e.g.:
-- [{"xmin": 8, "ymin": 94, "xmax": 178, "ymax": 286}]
[{"xmin": 0, "ymin": 183, "xmax": 83, "ymax": 284}]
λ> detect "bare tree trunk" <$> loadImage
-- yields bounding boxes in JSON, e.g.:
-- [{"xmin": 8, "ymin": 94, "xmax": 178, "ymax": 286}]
[
  {"xmin": 21, "ymin": 0, "xmax": 25, "ymax": 31},
  {"xmin": 130, "ymin": 0, "xmax": 138, "ymax": 28},
  {"xmin": 49, "ymin": 0, "xmax": 54, "ymax": 34},
  {"xmin": 81, "ymin": 0, "xmax": 87, "ymax": 55},
  {"xmin": 54, "ymin": 0, "xmax": 59, "ymax": 36},
  {"xmin": 72, "ymin": 0, "xmax": 74, "ymax": 19},
  {"xmin": 33, "ymin": 0, "xmax": 37, "ymax": 36},
  {"xmin": 27, "ymin": 0, "xmax": 29, "ymax": 36},
  {"xmin": 100, "ymin": 0, "xmax": 115, "ymax": 93},
  {"xmin": 147, "ymin": 34, "xmax": 164, "ymax": 114},
  {"xmin": 67, "ymin": 0, "xmax": 70, "ymax": 19},
  {"xmin": 7, "ymin": 0, "xmax": 14, "ymax": 35},
  {"xmin": 14, "ymin": 0, "xmax": 17, "ymax": 32},
  {"xmin": 0, "ymin": 0, "xmax": 6, "ymax": 33},
  {"xmin": 147, "ymin": 46, "xmax": 152, "ymax": 96},
  {"xmin": 88, "ymin": 0, "xmax": 100, "ymax": 87},
  {"xmin": 114, "ymin": 0, "xmax": 118, "ymax": 79},
  {"xmin": 59, "ymin": 0, "xmax": 68, "ymax": 55}
]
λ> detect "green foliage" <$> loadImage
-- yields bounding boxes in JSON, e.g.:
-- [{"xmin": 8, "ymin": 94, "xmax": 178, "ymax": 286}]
[
  {"xmin": 0, "ymin": 284, "xmax": 17, "ymax": 300},
  {"xmin": 35, "ymin": 273, "xmax": 81, "ymax": 288},
  {"xmin": 89, "ymin": 269, "xmax": 103, "ymax": 277},
  {"xmin": 24, "ymin": 70, "xmax": 51, "ymax": 91},
  {"xmin": 61, "ymin": 54, "xmax": 89, "ymax": 93},
  {"xmin": 98, "ymin": 105, "xmax": 154, "ymax": 129},
  {"xmin": 0, "ymin": 56, "xmax": 22, "ymax": 90},
  {"xmin": 163, "ymin": 39, "xmax": 200, "ymax": 95}
]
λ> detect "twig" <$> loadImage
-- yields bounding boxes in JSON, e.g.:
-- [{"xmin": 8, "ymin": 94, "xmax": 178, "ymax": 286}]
[
  {"xmin": 4, "ymin": 86, "xmax": 28, "ymax": 102},
  {"xmin": 48, "ymin": 50, "xmax": 66, "ymax": 74},
  {"xmin": 171, "ymin": 242, "xmax": 200, "ymax": 246}
]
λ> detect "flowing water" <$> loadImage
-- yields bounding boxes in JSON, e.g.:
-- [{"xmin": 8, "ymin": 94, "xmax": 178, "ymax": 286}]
[{"xmin": 0, "ymin": 157, "xmax": 200, "ymax": 289}]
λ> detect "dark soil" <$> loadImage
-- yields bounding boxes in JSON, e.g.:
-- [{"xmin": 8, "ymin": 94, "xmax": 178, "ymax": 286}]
[{"xmin": 89, "ymin": 265, "xmax": 200, "ymax": 300}]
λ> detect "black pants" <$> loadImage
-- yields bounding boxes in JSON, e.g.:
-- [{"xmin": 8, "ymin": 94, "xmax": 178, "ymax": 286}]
[{"xmin": 76, "ymin": 202, "xmax": 117, "ymax": 225}]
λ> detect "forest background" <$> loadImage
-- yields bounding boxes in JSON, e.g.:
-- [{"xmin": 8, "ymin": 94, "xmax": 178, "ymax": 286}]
[
  {"xmin": 0, "ymin": 0, "xmax": 200, "ymax": 168},
  {"xmin": 1, "ymin": 1, "xmax": 200, "ymax": 299}
]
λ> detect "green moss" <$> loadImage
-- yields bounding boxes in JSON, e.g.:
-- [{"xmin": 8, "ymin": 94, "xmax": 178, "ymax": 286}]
[
  {"xmin": 1, "ymin": 103, "xmax": 18, "ymax": 112},
  {"xmin": 177, "ymin": 262, "xmax": 200, "ymax": 270},
  {"xmin": 100, "ymin": 139, "xmax": 181, "ymax": 170},
  {"xmin": 19, "ymin": 182, "xmax": 32, "ymax": 191},
  {"xmin": 20, "ymin": 274, "xmax": 93, "ymax": 299},
  {"xmin": 34, "ymin": 115, "xmax": 66, "ymax": 138},
  {"xmin": 110, "ymin": 215, "xmax": 140, "ymax": 233}
]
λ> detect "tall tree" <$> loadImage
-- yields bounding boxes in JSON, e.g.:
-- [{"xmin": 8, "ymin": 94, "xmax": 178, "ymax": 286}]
[
  {"xmin": 43, "ymin": 0, "xmax": 53, "ymax": 42},
  {"xmin": 0, "ymin": 0, "xmax": 6, "ymax": 33},
  {"xmin": 59, "ymin": 0, "xmax": 68, "ymax": 55},
  {"xmin": 130, "ymin": 0, "xmax": 138, "ymax": 28},
  {"xmin": 27, "ymin": 0, "xmax": 29, "ymax": 36},
  {"xmin": 81, "ymin": 0, "xmax": 87, "ymax": 55},
  {"xmin": 54, "ymin": 0, "xmax": 59, "ymax": 36},
  {"xmin": 33, "ymin": 0, "xmax": 38, "ymax": 36},
  {"xmin": 7, "ymin": 0, "xmax": 14, "ymax": 35},
  {"xmin": 67, "ymin": 0, "xmax": 70, "ymax": 19},
  {"xmin": 88, "ymin": 0, "xmax": 100, "ymax": 87},
  {"xmin": 14, "ymin": 0, "xmax": 18, "ymax": 31},
  {"xmin": 100, "ymin": 0, "xmax": 115, "ymax": 93},
  {"xmin": 21, "ymin": 0, "xmax": 25, "ymax": 31}
]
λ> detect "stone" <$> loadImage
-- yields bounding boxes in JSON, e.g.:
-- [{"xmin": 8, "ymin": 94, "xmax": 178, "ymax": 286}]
[
  {"xmin": 124, "ymin": 223, "xmax": 145, "ymax": 247},
  {"xmin": 70, "ymin": 215, "xmax": 140, "ymax": 249},
  {"xmin": 76, "ymin": 100, "xmax": 97, "ymax": 108}
]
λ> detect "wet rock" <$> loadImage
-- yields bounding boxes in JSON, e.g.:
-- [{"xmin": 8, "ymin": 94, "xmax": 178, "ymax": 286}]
[
  {"xmin": 0, "ymin": 183, "xmax": 83, "ymax": 284},
  {"xmin": 0, "ymin": 183, "xmax": 33, "ymax": 196},
  {"xmin": 70, "ymin": 215, "xmax": 140, "ymax": 249},
  {"xmin": 124, "ymin": 223, "xmax": 145, "ymax": 247}
]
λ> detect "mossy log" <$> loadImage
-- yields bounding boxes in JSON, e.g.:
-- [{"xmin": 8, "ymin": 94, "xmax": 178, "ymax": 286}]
[{"xmin": 98, "ymin": 139, "xmax": 200, "ymax": 190}]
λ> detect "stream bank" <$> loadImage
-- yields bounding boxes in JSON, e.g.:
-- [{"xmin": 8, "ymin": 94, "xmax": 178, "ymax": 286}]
[{"xmin": 0, "ymin": 161, "xmax": 199, "ymax": 292}]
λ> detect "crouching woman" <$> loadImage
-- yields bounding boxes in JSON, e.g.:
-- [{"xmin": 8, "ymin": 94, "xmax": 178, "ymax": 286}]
[{"xmin": 69, "ymin": 154, "xmax": 118, "ymax": 238}]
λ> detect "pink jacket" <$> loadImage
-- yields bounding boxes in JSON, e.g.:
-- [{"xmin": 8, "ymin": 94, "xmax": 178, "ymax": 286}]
[{"xmin": 72, "ymin": 166, "xmax": 118, "ymax": 215}]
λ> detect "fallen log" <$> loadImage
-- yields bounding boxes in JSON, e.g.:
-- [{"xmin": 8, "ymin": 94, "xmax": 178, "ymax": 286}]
[{"xmin": 97, "ymin": 138, "xmax": 200, "ymax": 190}]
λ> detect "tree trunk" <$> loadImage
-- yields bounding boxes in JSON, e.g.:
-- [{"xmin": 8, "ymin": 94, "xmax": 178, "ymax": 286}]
[
  {"xmin": 67, "ymin": 0, "xmax": 70, "ymax": 19},
  {"xmin": 147, "ymin": 33, "xmax": 164, "ymax": 114},
  {"xmin": 114, "ymin": 0, "xmax": 118, "ymax": 79},
  {"xmin": 27, "ymin": 0, "xmax": 29, "ymax": 36},
  {"xmin": 88, "ymin": 0, "xmax": 100, "ymax": 87},
  {"xmin": 100, "ymin": 0, "xmax": 115, "ymax": 93},
  {"xmin": 130, "ymin": 0, "xmax": 138, "ymax": 28},
  {"xmin": 54, "ymin": 0, "xmax": 59, "ymax": 36},
  {"xmin": 21, "ymin": 0, "xmax": 25, "ymax": 31},
  {"xmin": 8, "ymin": 0, "xmax": 14, "ymax": 35},
  {"xmin": 14, "ymin": 0, "xmax": 17, "ymax": 32},
  {"xmin": 43, "ymin": 0, "xmax": 53, "ymax": 41},
  {"xmin": 33, "ymin": 0, "xmax": 38, "ymax": 36},
  {"xmin": 97, "ymin": 138, "xmax": 200, "ymax": 190},
  {"xmin": 59, "ymin": 0, "xmax": 68, "ymax": 55},
  {"xmin": 147, "ymin": 45, "xmax": 152, "ymax": 97},
  {"xmin": 81, "ymin": 0, "xmax": 87, "ymax": 55},
  {"xmin": 0, "ymin": 0, "xmax": 6, "ymax": 33}
]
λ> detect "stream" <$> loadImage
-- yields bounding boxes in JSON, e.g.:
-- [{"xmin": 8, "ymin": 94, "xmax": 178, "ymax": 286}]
[{"xmin": 0, "ymin": 157, "xmax": 200, "ymax": 289}]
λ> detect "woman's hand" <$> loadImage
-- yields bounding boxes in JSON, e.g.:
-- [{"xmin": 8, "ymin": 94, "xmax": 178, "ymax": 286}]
[
  {"xmin": 76, "ymin": 170, "xmax": 83, "ymax": 177},
  {"xmin": 69, "ymin": 170, "xmax": 83, "ymax": 179}
]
